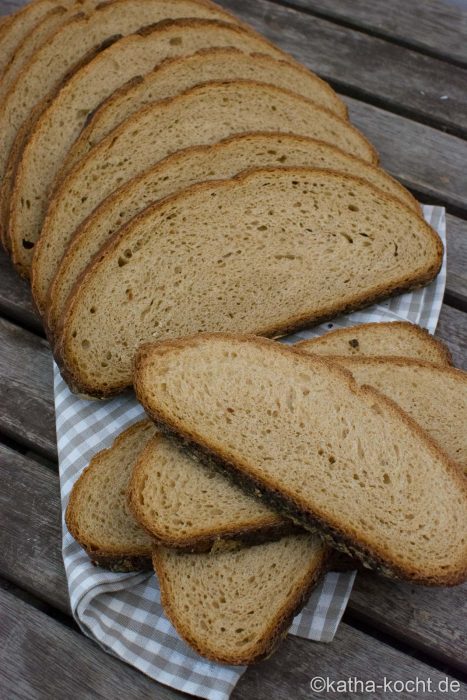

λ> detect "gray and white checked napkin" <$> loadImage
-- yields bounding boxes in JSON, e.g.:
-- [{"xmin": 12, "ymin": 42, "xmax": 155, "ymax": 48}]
[{"xmin": 56, "ymin": 205, "xmax": 446, "ymax": 700}]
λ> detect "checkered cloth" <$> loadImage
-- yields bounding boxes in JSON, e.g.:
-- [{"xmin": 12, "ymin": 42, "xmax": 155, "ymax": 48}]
[{"xmin": 56, "ymin": 206, "xmax": 446, "ymax": 700}]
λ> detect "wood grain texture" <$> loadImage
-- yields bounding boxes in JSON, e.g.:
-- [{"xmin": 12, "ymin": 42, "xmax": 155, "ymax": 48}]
[
  {"xmin": 2, "ymin": 419, "xmax": 466, "ymax": 675},
  {"xmin": 446, "ymin": 214, "xmax": 467, "ymax": 310},
  {"xmin": 0, "ymin": 248, "xmax": 41, "ymax": 332},
  {"xmin": 0, "ymin": 317, "xmax": 56, "ymax": 459},
  {"xmin": 0, "ymin": 443, "xmax": 69, "ymax": 613},
  {"xmin": 349, "ymin": 574, "xmax": 467, "ymax": 674},
  {"xmin": 282, "ymin": 0, "xmax": 467, "ymax": 67},
  {"xmin": 436, "ymin": 304, "xmax": 467, "ymax": 369},
  {"xmin": 344, "ymin": 96, "xmax": 467, "ymax": 213},
  {"xmin": 0, "ymin": 587, "xmax": 186, "ymax": 700},
  {"xmin": 219, "ymin": 0, "xmax": 467, "ymax": 137},
  {"xmin": 234, "ymin": 620, "xmax": 466, "ymax": 699}
]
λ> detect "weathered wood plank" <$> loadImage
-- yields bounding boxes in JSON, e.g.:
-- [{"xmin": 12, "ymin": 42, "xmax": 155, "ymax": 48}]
[
  {"xmin": 0, "ymin": 443, "xmax": 69, "ymax": 613},
  {"xmin": 436, "ymin": 304, "xmax": 467, "ymax": 369},
  {"xmin": 215, "ymin": 6, "xmax": 467, "ymax": 212},
  {"xmin": 446, "ymin": 214, "xmax": 467, "ymax": 310},
  {"xmin": 0, "ymin": 248, "xmax": 41, "ymax": 332},
  {"xmin": 235, "ymin": 620, "xmax": 466, "ymax": 700},
  {"xmin": 2, "ymin": 439, "xmax": 466, "ymax": 675},
  {"xmin": 0, "ymin": 586, "xmax": 186, "ymax": 700},
  {"xmin": 349, "ymin": 574, "xmax": 467, "ymax": 675},
  {"xmin": 219, "ymin": 0, "xmax": 467, "ymax": 138},
  {"xmin": 344, "ymin": 96, "xmax": 467, "ymax": 213},
  {"xmin": 0, "ymin": 317, "xmax": 56, "ymax": 459},
  {"xmin": 282, "ymin": 0, "xmax": 467, "ymax": 67}
]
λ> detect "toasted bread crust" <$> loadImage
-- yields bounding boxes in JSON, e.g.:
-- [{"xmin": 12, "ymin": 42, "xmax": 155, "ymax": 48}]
[
  {"xmin": 152, "ymin": 542, "xmax": 328, "ymax": 664},
  {"xmin": 134, "ymin": 333, "xmax": 467, "ymax": 586},
  {"xmin": 55, "ymin": 167, "xmax": 442, "ymax": 398}
]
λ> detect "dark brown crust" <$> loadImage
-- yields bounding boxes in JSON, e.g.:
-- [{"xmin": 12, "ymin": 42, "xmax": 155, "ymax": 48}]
[
  {"xmin": 87, "ymin": 552, "xmax": 153, "ymax": 572},
  {"xmin": 128, "ymin": 433, "xmax": 299, "ymax": 551},
  {"xmin": 65, "ymin": 419, "xmax": 155, "ymax": 567},
  {"xmin": 296, "ymin": 321, "xmax": 453, "ymax": 366},
  {"xmin": 134, "ymin": 333, "xmax": 467, "ymax": 586},
  {"xmin": 152, "ymin": 539, "xmax": 328, "ymax": 665},
  {"xmin": 54, "ymin": 167, "xmax": 442, "ymax": 397},
  {"xmin": 46, "ymin": 132, "xmax": 419, "ymax": 339}
]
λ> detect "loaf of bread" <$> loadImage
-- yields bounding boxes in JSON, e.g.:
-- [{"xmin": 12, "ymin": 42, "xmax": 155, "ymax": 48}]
[
  {"xmin": 0, "ymin": 6, "xmax": 72, "ymax": 103},
  {"xmin": 153, "ymin": 534, "xmax": 326, "ymax": 665},
  {"xmin": 55, "ymin": 168, "xmax": 441, "ymax": 397},
  {"xmin": 63, "ymin": 46, "xmax": 348, "ymax": 173},
  {"xmin": 65, "ymin": 420, "xmax": 156, "ymax": 571},
  {"xmin": 298, "ymin": 322, "xmax": 452, "ymax": 365},
  {"xmin": 0, "ymin": 0, "xmax": 72, "ymax": 74},
  {"xmin": 33, "ymin": 81, "xmax": 377, "ymax": 314},
  {"xmin": 0, "ymin": 0, "xmax": 237, "ymax": 187},
  {"xmin": 10, "ymin": 21, "xmax": 310, "ymax": 276},
  {"xmin": 134, "ymin": 333, "xmax": 467, "ymax": 586},
  {"xmin": 46, "ymin": 133, "xmax": 419, "ymax": 335}
]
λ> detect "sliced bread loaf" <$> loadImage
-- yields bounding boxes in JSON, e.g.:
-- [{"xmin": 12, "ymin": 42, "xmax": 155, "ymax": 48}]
[
  {"xmin": 65, "ymin": 419, "xmax": 156, "ymax": 571},
  {"xmin": 0, "ymin": 0, "xmax": 238, "ymax": 189},
  {"xmin": 32, "ymin": 82, "xmax": 378, "ymax": 313},
  {"xmin": 46, "ymin": 133, "xmax": 418, "ymax": 335},
  {"xmin": 134, "ymin": 334, "xmax": 467, "ymax": 586},
  {"xmin": 0, "ymin": 5, "xmax": 78, "ymax": 104},
  {"xmin": 153, "ymin": 534, "xmax": 326, "ymax": 665},
  {"xmin": 63, "ymin": 46, "xmax": 348, "ymax": 173},
  {"xmin": 129, "ymin": 432, "xmax": 293, "ymax": 550},
  {"xmin": 0, "ymin": 0, "xmax": 72, "ymax": 75},
  {"xmin": 55, "ymin": 167, "xmax": 441, "ymax": 397},
  {"xmin": 10, "ymin": 24, "xmax": 309, "ymax": 277},
  {"xmin": 297, "ymin": 322, "xmax": 452, "ymax": 365},
  {"xmin": 326, "ymin": 357, "xmax": 467, "ymax": 474}
]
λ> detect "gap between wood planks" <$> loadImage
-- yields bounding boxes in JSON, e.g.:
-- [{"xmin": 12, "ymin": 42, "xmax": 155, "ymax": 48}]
[
  {"xmin": 266, "ymin": 0, "xmax": 467, "ymax": 70},
  {"xmin": 218, "ymin": 0, "xmax": 467, "ymax": 140}
]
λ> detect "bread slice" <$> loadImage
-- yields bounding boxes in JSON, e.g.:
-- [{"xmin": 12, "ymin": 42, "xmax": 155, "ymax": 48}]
[
  {"xmin": 10, "ymin": 24, "xmax": 307, "ymax": 277},
  {"xmin": 0, "ymin": 0, "xmax": 71, "ymax": 75},
  {"xmin": 0, "ymin": 5, "xmax": 76, "ymax": 105},
  {"xmin": 134, "ymin": 333, "xmax": 467, "ymax": 586},
  {"xmin": 153, "ymin": 534, "xmax": 326, "ymax": 665},
  {"xmin": 0, "ymin": 0, "xmax": 238, "ymax": 195},
  {"xmin": 63, "ymin": 46, "xmax": 348, "ymax": 174},
  {"xmin": 45, "ymin": 134, "xmax": 418, "ymax": 336},
  {"xmin": 297, "ymin": 322, "xmax": 452, "ymax": 366},
  {"xmin": 55, "ymin": 167, "xmax": 442, "ymax": 398},
  {"xmin": 32, "ymin": 81, "xmax": 378, "ymax": 312},
  {"xmin": 129, "ymin": 432, "xmax": 294, "ymax": 550},
  {"xmin": 65, "ymin": 419, "xmax": 156, "ymax": 571},
  {"xmin": 318, "ymin": 357, "xmax": 467, "ymax": 474}
]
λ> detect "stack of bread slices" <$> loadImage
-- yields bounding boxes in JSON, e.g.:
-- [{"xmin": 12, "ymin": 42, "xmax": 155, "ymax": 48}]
[
  {"xmin": 0, "ymin": 0, "xmax": 445, "ymax": 399},
  {"xmin": 66, "ymin": 322, "xmax": 467, "ymax": 665}
]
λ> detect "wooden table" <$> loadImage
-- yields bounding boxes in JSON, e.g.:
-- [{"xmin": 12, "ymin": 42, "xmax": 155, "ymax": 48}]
[{"xmin": 1, "ymin": 1, "xmax": 466, "ymax": 697}]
